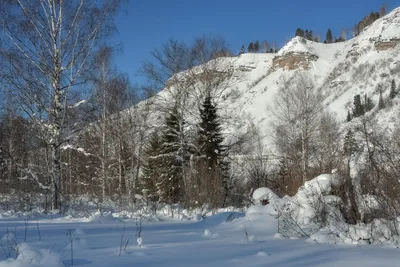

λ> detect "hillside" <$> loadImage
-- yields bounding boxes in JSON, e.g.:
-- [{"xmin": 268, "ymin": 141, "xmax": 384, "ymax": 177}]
[{"xmin": 143, "ymin": 7, "xmax": 400, "ymax": 151}]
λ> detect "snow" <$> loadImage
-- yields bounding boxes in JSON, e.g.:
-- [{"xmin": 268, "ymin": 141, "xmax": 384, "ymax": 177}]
[
  {"xmin": 1, "ymin": 210, "xmax": 400, "ymax": 267},
  {"xmin": 2, "ymin": 7, "xmax": 400, "ymax": 267},
  {"xmin": 277, "ymin": 36, "xmax": 313, "ymax": 56},
  {"xmin": 252, "ymin": 187, "xmax": 278, "ymax": 204}
]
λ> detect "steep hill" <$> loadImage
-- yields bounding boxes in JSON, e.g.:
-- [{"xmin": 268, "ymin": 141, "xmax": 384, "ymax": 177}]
[{"xmin": 140, "ymin": 7, "xmax": 400, "ymax": 151}]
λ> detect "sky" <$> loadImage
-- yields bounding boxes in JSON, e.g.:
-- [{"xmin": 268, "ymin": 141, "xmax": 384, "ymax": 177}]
[{"xmin": 113, "ymin": 0, "xmax": 400, "ymax": 85}]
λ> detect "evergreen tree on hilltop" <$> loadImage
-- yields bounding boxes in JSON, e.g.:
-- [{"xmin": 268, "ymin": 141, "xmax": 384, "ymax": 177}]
[
  {"xmin": 295, "ymin": 28, "xmax": 304, "ymax": 37},
  {"xmin": 248, "ymin": 42, "xmax": 254, "ymax": 53},
  {"xmin": 326, "ymin": 28, "xmax": 333, "ymax": 43},
  {"xmin": 158, "ymin": 106, "xmax": 185, "ymax": 204},
  {"xmin": 306, "ymin": 30, "xmax": 314, "ymax": 41},
  {"xmin": 254, "ymin": 41, "xmax": 260, "ymax": 53},
  {"xmin": 141, "ymin": 132, "xmax": 163, "ymax": 201},
  {"xmin": 390, "ymin": 79, "xmax": 397, "ymax": 99},
  {"xmin": 239, "ymin": 45, "xmax": 245, "ymax": 56}
]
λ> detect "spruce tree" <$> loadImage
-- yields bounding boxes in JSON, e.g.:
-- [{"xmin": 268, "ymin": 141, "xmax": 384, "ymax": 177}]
[
  {"xmin": 158, "ymin": 106, "xmax": 185, "ymax": 204},
  {"xmin": 198, "ymin": 94, "xmax": 225, "ymax": 169},
  {"xmin": 343, "ymin": 130, "xmax": 358, "ymax": 158},
  {"xmin": 346, "ymin": 110, "xmax": 352, "ymax": 122},
  {"xmin": 390, "ymin": 79, "xmax": 396, "ymax": 99},
  {"xmin": 352, "ymin": 94, "xmax": 364, "ymax": 117},
  {"xmin": 326, "ymin": 28, "xmax": 333, "ymax": 43},
  {"xmin": 306, "ymin": 30, "xmax": 314, "ymax": 41},
  {"xmin": 364, "ymin": 94, "xmax": 374, "ymax": 112},
  {"xmin": 141, "ymin": 132, "xmax": 163, "ymax": 201},
  {"xmin": 254, "ymin": 41, "xmax": 260, "ymax": 53},
  {"xmin": 248, "ymin": 42, "xmax": 254, "ymax": 53},
  {"xmin": 197, "ymin": 93, "xmax": 229, "ymax": 204},
  {"xmin": 378, "ymin": 88, "xmax": 385, "ymax": 110},
  {"xmin": 239, "ymin": 45, "xmax": 245, "ymax": 55},
  {"xmin": 295, "ymin": 28, "xmax": 304, "ymax": 37}
]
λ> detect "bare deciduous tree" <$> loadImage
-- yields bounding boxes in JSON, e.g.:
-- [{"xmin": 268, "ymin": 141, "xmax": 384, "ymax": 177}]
[
  {"xmin": 271, "ymin": 72, "xmax": 325, "ymax": 193},
  {"xmin": 0, "ymin": 0, "xmax": 121, "ymax": 209}
]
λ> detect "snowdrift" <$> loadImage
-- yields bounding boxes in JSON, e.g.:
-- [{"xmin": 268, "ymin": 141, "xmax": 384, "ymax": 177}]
[{"xmin": 248, "ymin": 172, "xmax": 400, "ymax": 247}]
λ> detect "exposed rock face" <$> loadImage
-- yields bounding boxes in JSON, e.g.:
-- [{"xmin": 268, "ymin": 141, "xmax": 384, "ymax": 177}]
[
  {"xmin": 375, "ymin": 39, "xmax": 400, "ymax": 51},
  {"xmin": 271, "ymin": 53, "xmax": 318, "ymax": 71}
]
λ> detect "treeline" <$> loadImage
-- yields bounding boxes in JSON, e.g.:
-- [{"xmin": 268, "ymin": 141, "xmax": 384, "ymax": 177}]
[
  {"xmin": 294, "ymin": 5, "xmax": 388, "ymax": 43},
  {"xmin": 239, "ymin": 40, "xmax": 278, "ymax": 55},
  {"xmin": 353, "ymin": 6, "xmax": 387, "ymax": 36}
]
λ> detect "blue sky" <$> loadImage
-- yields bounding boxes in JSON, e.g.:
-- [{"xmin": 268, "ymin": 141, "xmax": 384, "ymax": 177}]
[{"xmin": 113, "ymin": 0, "xmax": 400, "ymax": 85}]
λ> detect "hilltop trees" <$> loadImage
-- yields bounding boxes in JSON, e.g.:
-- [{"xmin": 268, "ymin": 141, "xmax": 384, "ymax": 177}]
[
  {"xmin": 248, "ymin": 42, "xmax": 255, "ymax": 53},
  {"xmin": 246, "ymin": 40, "xmax": 274, "ymax": 53},
  {"xmin": 353, "ymin": 7, "xmax": 386, "ymax": 36},
  {"xmin": 239, "ymin": 45, "xmax": 245, "ymax": 55},
  {"xmin": 296, "ymin": 28, "xmax": 305, "ymax": 37},
  {"xmin": 326, "ymin": 29, "xmax": 333, "ymax": 43}
]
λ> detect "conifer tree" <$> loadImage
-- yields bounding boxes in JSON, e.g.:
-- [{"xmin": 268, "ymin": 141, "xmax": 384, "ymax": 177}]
[
  {"xmin": 326, "ymin": 28, "xmax": 333, "ymax": 43},
  {"xmin": 254, "ymin": 41, "xmax": 260, "ymax": 53},
  {"xmin": 378, "ymin": 88, "xmax": 385, "ymax": 110},
  {"xmin": 390, "ymin": 79, "xmax": 397, "ymax": 99},
  {"xmin": 197, "ymin": 93, "xmax": 230, "ymax": 205},
  {"xmin": 346, "ymin": 110, "xmax": 352, "ymax": 122},
  {"xmin": 343, "ymin": 130, "xmax": 358, "ymax": 158},
  {"xmin": 364, "ymin": 94, "xmax": 374, "ymax": 112},
  {"xmin": 306, "ymin": 30, "xmax": 314, "ymax": 41},
  {"xmin": 343, "ymin": 130, "xmax": 358, "ymax": 176},
  {"xmin": 248, "ymin": 42, "xmax": 254, "ymax": 53},
  {"xmin": 295, "ymin": 28, "xmax": 304, "ymax": 37},
  {"xmin": 352, "ymin": 94, "xmax": 364, "ymax": 118},
  {"xmin": 158, "ymin": 106, "xmax": 185, "ymax": 203},
  {"xmin": 198, "ymin": 94, "xmax": 226, "ymax": 169},
  {"xmin": 239, "ymin": 45, "xmax": 245, "ymax": 55},
  {"xmin": 141, "ymin": 132, "xmax": 163, "ymax": 201}
]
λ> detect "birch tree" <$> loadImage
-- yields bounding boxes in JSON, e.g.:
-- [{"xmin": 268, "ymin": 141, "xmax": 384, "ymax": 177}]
[
  {"xmin": 0, "ymin": 0, "xmax": 121, "ymax": 210},
  {"xmin": 271, "ymin": 72, "xmax": 325, "ymax": 192}
]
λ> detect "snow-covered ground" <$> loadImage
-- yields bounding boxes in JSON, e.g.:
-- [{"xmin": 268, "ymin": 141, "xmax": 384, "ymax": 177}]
[{"xmin": 1, "ymin": 208, "xmax": 400, "ymax": 267}]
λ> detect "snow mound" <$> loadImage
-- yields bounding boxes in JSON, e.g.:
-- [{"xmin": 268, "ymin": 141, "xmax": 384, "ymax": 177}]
[
  {"xmin": 252, "ymin": 187, "xmax": 278, "ymax": 204},
  {"xmin": 256, "ymin": 251, "xmax": 269, "ymax": 256},
  {"xmin": 203, "ymin": 229, "xmax": 220, "ymax": 239},
  {"xmin": 246, "ymin": 205, "xmax": 276, "ymax": 217},
  {"xmin": 0, "ymin": 243, "xmax": 63, "ymax": 267},
  {"xmin": 88, "ymin": 211, "xmax": 123, "ymax": 224},
  {"xmin": 277, "ymin": 37, "xmax": 313, "ymax": 56}
]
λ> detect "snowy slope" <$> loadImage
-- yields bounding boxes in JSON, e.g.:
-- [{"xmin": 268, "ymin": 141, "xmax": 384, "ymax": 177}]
[{"xmin": 136, "ymin": 7, "xmax": 400, "ymax": 151}]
